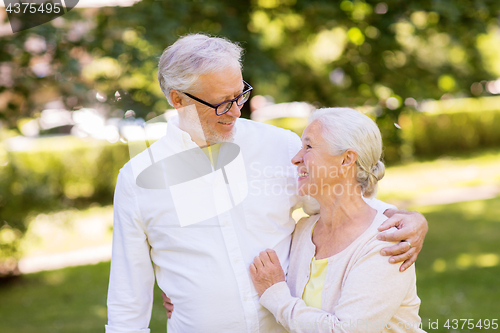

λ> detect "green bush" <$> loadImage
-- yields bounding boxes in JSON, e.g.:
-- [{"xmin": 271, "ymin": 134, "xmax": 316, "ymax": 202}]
[
  {"xmin": 0, "ymin": 136, "xmax": 129, "ymax": 271},
  {"xmin": 402, "ymin": 108, "xmax": 500, "ymax": 160},
  {"xmin": 262, "ymin": 100, "xmax": 500, "ymax": 164}
]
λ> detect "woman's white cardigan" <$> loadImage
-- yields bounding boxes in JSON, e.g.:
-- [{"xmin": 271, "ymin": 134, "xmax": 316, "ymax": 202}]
[{"xmin": 259, "ymin": 213, "xmax": 425, "ymax": 333}]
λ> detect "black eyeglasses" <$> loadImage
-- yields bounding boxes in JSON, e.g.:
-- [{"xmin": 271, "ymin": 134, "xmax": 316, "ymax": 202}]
[{"xmin": 182, "ymin": 80, "xmax": 253, "ymax": 116}]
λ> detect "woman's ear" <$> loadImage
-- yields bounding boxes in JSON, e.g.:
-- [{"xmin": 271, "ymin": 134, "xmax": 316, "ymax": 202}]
[{"xmin": 340, "ymin": 150, "xmax": 357, "ymax": 175}]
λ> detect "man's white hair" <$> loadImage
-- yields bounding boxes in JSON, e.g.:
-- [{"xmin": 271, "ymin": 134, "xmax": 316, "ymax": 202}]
[
  {"xmin": 158, "ymin": 34, "xmax": 243, "ymax": 106},
  {"xmin": 309, "ymin": 107, "xmax": 385, "ymax": 198}
]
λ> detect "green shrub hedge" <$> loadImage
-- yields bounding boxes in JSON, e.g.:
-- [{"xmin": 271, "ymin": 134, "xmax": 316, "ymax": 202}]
[
  {"xmin": 263, "ymin": 99, "xmax": 500, "ymax": 164},
  {"xmin": 401, "ymin": 108, "xmax": 500, "ymax": 160},
  {"xmin": 0, "ymin": 136, "xmax": 129, "ymax": 272}
]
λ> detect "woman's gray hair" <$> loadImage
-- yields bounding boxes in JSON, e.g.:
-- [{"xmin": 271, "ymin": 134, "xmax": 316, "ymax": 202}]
[
  {"xmin": 309, "ymin": 107, "xmax": 385, "ymax": 198},
  {"xmin": 158, "ymin": 34, "xmax": 243, "ymax": 106}
]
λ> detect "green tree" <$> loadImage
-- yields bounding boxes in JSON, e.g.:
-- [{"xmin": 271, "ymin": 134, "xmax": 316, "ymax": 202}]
[{"xmin": 1, "ymin": 0, "xmax": 499, "ymax": 127}]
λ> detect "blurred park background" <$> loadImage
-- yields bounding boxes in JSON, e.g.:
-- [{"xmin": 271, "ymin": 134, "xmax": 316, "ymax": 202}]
[{"xmin": 0, "ymin": 0, "xmax": 500, "ymax": 331}]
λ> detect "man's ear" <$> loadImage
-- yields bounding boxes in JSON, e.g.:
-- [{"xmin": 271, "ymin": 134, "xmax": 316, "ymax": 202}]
[{"xmin": 170, "ymin": 90, "xmax": 184, "ymax": 109}]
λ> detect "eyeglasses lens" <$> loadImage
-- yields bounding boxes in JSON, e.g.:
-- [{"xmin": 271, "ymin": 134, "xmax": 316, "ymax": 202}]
[
  {"xmin": 216, "ymin": 85, "xmax": 251, "ymax": 115},
  {"xmin": 237, "ymin": 91, "xmax": 250, "ymax": 106},
  {"xmin": 217, "ymin": 102, "xmax": 233, "ymax": 115}
]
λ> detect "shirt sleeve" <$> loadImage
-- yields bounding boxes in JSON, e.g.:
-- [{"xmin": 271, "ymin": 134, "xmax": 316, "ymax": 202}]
[
  {"xmin": 259, "ymin": 241, "xmax": 414, "ymax": 333},
  {"xmin": 106, "ymin": 168, "xmax": 156, "ymax": 333}
]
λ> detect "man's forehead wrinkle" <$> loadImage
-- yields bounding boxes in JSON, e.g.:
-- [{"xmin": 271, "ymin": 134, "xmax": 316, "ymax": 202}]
[{"xmin": 214, "ymin": 82, "xmax": 245, "ymax": 102}]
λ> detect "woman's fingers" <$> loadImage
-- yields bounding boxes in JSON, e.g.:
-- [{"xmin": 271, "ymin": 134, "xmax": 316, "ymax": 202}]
[
  {"xmin": 252, "ymin": 250, "xmax": 280, "ymax": 275},
  {"xmin": 161, "ymin": 292, "xmax": 171, "ymax": 303},
  {"xmin": 249, "ymin": 263, "xmax": 257, "ymax": 275},
  {"xmin": 253, "ymin": 255, "xmax": 264, "ymax": 271},
  {"xmin": 259, "ymin": 250, "xmax": 272, "ymax": 265},
  {"xmin": 161, "ymin": 292, "xmax": 174, "ymax": 319},
  {"xmin": 266, "ymin": 249, "xmax": 280, "ymax": 265}
]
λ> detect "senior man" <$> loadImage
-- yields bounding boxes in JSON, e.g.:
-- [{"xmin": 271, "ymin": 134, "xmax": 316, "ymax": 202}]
[{"xmin": 106, "ymin": 34, "xmax": 428, "ymax": 333}]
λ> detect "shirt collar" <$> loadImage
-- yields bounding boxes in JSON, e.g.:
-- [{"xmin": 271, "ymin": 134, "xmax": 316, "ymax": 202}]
[
  {"xmin": 164, "ymin": 113, "xmax": 244, "ymax": 150},
  {"xmin": 165, "ymin": 114, "xmax": 200, "ymax": 151}
]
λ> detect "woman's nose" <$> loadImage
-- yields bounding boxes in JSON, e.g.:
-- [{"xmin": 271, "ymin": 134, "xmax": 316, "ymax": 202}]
[{"xmin": 292, "ymin": 149, "xmax": 303, "ymax": 165}]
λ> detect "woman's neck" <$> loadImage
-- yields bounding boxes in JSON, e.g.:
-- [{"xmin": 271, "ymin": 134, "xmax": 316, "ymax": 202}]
[
  {"xmin": 312, "ymin": 183, "xmax": 377, "ymax": 258},
  {"xmin": 318, "ymin": 183, "xmax": 372, "ymax": 226}
]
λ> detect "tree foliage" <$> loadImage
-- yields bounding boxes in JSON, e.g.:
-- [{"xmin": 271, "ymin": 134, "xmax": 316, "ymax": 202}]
[{"xmin": 0, "ymin": 0, "xmax": 499, "ymax": 135}]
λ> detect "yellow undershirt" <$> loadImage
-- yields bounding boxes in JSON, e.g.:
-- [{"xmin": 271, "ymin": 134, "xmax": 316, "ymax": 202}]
[
  {"xmin": 302, "ymin": 222, "xmax": 329, "ymax": 309},
  {"xmin": 201, "ymin": 143, "xmax": 221, "ymax": 168}
]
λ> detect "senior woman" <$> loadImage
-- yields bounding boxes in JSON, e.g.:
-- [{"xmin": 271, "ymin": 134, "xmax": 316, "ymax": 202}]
[{"xmin": 250, "ymin": 108, "xmax": 425, "ymax": 333}]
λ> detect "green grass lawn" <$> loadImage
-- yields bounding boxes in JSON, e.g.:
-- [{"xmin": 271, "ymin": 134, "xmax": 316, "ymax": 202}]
[
  {"xmin": 413, "ymin": 196, "xmax": 500, "ymax": 332},
  {"xmin": 1, "ymin": 196, "xmax": 499, "ymax": 332},
  {"xmin": 378, "ymin": 148, "xmax": 500, "ymax": 204},
  {"xmin": 0, "ymin": 262, "xmax": 167, "ymax": 332}
]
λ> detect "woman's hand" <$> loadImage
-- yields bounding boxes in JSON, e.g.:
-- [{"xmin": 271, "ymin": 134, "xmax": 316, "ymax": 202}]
[
  {"xmin": 162, "ymin": 292, "xmax": 174, "ymax": 319},
  {"xmin": 249, "ymin": 249, "xmax": 285, "ymax": 296}
]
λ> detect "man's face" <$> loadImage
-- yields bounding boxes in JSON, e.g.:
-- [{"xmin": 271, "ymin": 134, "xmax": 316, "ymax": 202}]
[{"xmin": 180, "ymin": 66, "xmax": 244, "ymax": 145}]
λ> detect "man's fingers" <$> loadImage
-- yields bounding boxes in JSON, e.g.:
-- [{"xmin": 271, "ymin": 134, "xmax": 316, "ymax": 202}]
[
  {"xmin": 377, "ymin": 214, "xmax": 402, "ymax": 232},
  {"xmin": 399, "ymin": 254, "xmax": 418, "ymax": 272},
  {"xmin": 380, "ymin": 240, "xmax": 412, "ymax": 256},
  {"xmin": 378, "ymin": 227, "xmax": 412, "ymax": 243},
  {"xmin": 380, "ymin": 242, "xmax": 402, "ymax": 256},
  {"xmin": 388, "ymin": 247, "xmax": 415, "ymax": 264},
  {"xmin": 382, "ymin": 208, "xmax": 398, "ymax": 219}
]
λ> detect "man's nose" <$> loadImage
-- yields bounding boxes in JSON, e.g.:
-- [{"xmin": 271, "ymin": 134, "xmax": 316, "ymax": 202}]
[{"xmin": 226, "ymin": 102, "xmax": 242, "ymax": 118}]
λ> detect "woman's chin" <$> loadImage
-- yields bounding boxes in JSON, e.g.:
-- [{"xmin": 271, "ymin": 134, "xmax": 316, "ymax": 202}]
[{"xmin": 297, "ymin": 187, "xmax": 309, "ymax": 197}]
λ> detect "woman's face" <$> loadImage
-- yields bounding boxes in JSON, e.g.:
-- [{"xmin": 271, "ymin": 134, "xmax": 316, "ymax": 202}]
[{"xmin": 292, "ymin": 120, "xmax": 345, "ymax": 199}]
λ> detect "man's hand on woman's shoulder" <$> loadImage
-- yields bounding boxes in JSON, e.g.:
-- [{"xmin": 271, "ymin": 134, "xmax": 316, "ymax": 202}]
[{"xmin": 377, "ymin": 209, "xmax": 428, "ymax": 272}]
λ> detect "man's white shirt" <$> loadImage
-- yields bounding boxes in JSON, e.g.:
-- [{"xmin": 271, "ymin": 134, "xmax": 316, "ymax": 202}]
[{"xmin": 106, "ymin": 116, "xmax": 394, "ymax": 333}]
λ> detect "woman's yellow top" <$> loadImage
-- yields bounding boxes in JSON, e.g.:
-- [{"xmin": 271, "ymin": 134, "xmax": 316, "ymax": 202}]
[{"xmin": 302, "ymin": 222, "xmax": 329, "ymax": 309}]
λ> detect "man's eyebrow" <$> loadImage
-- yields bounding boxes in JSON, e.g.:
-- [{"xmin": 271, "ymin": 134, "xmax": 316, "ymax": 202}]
[
  {"xmin": 219, "ymin": 83, "xmax": 245, "ymax": 101},
  {"xmin": 302, "ymin": 137, "xmax": 311, "ymax": 143}
]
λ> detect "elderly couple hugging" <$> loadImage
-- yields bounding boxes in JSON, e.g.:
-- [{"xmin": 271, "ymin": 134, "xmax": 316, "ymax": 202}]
[{"xmin": 106, "ymin": 34, "xmax": 427, "ymax": 333}]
